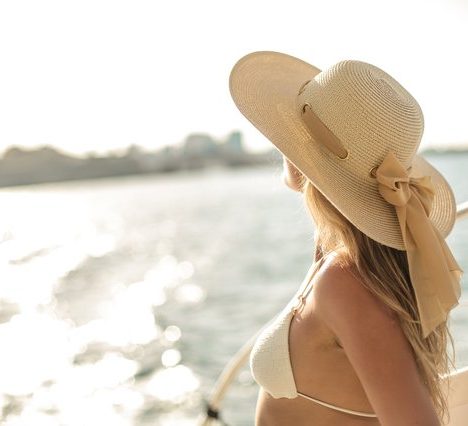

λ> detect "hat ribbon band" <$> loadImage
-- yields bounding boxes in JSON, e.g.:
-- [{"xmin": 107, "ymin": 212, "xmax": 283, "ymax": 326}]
[{"xmin": 301, "ymin": 103, "xmax": 349, "ymax": 160}]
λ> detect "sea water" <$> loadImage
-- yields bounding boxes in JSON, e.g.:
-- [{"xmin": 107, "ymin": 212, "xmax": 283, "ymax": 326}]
[{"xmin": 0, "ymin": 152, "xmax": 467, "ymax": 425}]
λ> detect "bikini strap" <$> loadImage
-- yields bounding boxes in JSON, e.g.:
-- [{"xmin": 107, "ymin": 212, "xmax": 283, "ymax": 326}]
[
  {"xmin": 291, "ymin": 254, "xmax": 331, "ymax": 314},
  {"xmin": 297, "ymin": 262, "xmax": 317, "ymax": 295}
]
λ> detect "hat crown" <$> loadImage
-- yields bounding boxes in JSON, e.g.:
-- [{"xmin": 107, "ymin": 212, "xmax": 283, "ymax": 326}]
[
  {"xmin": 228, "ymin": 51, "xmax": 455, "ymax": 250},
  {"xmin": 296, "ymin": 60, "xmax": 424, "ymax": 172}
]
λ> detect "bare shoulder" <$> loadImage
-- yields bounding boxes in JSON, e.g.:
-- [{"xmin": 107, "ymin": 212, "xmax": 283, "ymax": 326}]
[
  {"xmin": 313, "ymin": 255, "xmax": 397, "ymax": 326},
  {"xmin": 312, "ymin": 255, "xmax": 439, "ymax": 423}
]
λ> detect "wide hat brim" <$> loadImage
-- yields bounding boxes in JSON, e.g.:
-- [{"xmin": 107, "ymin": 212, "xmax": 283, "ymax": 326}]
[{"xmin": 229, "ymin": 51, "xmax": 457, "ymax": 250}]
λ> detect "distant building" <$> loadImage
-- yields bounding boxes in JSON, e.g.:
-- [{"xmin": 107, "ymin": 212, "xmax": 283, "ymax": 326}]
[
  {"xmin": 183, "ymin": 134, "xmax": 218, "ymax": 157},
  {"xmin": 224, "ymin": 131, "xmax": 244, "ymax": 153},
  {"xmin": 181, "ymin": 133, "xmax": 220, "ymax": 169}
]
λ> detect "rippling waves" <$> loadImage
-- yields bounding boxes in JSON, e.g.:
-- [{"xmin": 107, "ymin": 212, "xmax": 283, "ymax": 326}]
[{"xmin": 0, "ymin": 156, "xmax": 467, "ymax": 425}]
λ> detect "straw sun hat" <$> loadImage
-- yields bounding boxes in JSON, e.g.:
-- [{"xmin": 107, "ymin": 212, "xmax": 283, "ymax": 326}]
[{"xmin": 228, "ymin": 51, "xmax": 462, "ymax": 338}]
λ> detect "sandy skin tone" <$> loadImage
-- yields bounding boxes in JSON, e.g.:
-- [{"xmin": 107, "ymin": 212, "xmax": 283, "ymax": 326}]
[{"xmin": 253, "ymin": 156, "xmax": 440, "ymax": 426}]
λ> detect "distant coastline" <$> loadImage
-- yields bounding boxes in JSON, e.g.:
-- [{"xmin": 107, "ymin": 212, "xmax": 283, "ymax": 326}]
[
  {"xmin": 0, "ymin": 131, "xmax": 281, "ymax": 188},
  {"xmin": 420, "ymin": 145, "xmax": 468, "ymax": 155},
  {"xmin": 0, "ymin": 132, "xmax": 466, "ymax": 188}
]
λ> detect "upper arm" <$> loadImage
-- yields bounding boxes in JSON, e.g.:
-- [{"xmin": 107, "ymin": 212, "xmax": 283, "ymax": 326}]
[{"xmin": 313, "ymin": 263, "xmax": 440, "ymax": 425}]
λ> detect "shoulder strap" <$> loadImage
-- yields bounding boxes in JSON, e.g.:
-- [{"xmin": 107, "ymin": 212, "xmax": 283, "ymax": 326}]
[
  {"xmin": 295, "ymin": 258, "xmax": 322, "ymax": 298},
  {"xmin": 296, "ymin": 252, "xmax": 334, "ymax": 298}
]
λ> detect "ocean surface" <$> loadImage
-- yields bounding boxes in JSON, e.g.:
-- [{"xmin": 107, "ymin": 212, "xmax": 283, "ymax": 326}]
[{"xmin": 0, "ymin": 152, "xmax": 467, "ymax": 426}]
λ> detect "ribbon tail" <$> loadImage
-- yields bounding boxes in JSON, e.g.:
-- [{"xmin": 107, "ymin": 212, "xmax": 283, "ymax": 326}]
[{"xmin": 397, "ymin": 200, "xmax": 463, "ymax": 339}]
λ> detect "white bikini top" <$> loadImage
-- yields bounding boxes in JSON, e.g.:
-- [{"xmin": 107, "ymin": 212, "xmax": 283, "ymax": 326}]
[{"xmin": 249, "ymin": 254, "xmax": 378, "ymax": 418}]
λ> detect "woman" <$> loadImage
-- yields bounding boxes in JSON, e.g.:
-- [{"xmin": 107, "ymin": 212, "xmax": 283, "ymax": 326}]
[{"xmin": 229, "ymin": 51, "xmax": 463, "ymax": 425}]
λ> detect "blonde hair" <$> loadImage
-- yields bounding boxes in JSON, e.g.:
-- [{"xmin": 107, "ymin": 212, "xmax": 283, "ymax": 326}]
[{"xmin": 298, "ymin": 176, "xmax": 455, "ymax": 425}]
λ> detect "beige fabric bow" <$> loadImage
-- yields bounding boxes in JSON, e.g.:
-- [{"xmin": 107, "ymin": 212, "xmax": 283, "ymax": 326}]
[{"xmin": 375, "ymin": 151, "xmax": 463, "ymax": 338}]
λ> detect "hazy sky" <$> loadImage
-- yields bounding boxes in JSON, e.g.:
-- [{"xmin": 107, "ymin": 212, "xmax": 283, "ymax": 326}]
[{"xmin": 0, "ymin": 0, "xmax": 467, "ymax": 157}]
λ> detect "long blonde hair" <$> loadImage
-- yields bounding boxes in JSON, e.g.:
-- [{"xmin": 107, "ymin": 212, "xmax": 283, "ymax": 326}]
[{"xmin": 298, "ymin": 176, "xmax": 456, "ymax": 425}]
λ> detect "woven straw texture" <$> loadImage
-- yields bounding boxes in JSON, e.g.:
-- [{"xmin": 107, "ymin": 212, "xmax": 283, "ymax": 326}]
[{"xmin": 229, "ymin": 51, "xmax": 456, "ymax": 250}]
